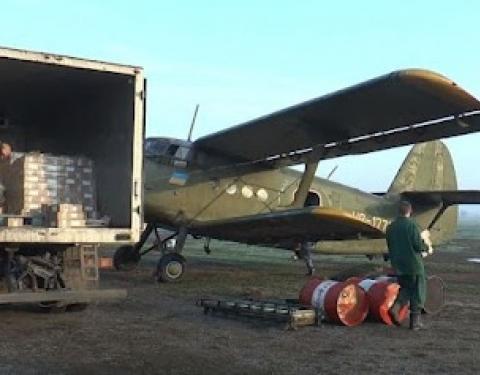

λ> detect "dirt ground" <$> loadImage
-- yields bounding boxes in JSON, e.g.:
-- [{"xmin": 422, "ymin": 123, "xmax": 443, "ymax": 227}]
[{"xmin": 0, "ymin": 223, "xmax": 479, "ymax": 375}]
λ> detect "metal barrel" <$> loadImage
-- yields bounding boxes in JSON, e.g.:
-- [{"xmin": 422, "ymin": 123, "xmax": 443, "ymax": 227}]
[
  {"xmin": 299, "ymin": 277, "xmax": 323, "ymax": 306},
  {"xmin": 299, "ymin": 278, "xmax": 369, "ymax": 327},
  {"xmin": 359, "ymin": 278, "xmax": 409, "ymax": 325},
  {"xmin": 424, "ymin": 275, "xmax": 446, "ymax": 315}
]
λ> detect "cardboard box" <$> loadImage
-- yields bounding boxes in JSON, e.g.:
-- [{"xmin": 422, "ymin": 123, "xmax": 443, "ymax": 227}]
[
  {"xmin": 1, "ymin": 153, "xmax": 98, "ymax": 219},
  {"xmin": 7, "ymin": 217, "xmax": 24, "ymax": 227},
  {"xmin": 56, "ymin": 219, "xmax": 87, "ymax": 228}
]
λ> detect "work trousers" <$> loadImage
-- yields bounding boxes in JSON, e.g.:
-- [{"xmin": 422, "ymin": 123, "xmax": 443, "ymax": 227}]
[{"xmin": 395, "ymin": 274, "xmax": 427, "ymax": 313}]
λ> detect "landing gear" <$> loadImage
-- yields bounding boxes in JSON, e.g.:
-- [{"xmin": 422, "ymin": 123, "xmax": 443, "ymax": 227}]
[
  {"xmin": 203, "ymin": 237, "xmax": 211, "ymax": 255},
  {"xmin": 155, "ymin": 253, "xmax": 186, "ymax": 282},
  {"xmin": 294, "ymin": 242, "xmax": 315, "ymax": 276},
  {"xmin": 113, "ymin": 223, "xmax": 189, "ymax": 282}
]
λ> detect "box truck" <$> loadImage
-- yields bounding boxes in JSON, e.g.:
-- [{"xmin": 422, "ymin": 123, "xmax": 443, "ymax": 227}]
[{"xmin": 0, "ymin": 46, "xmax": 144, "ymax": 309}]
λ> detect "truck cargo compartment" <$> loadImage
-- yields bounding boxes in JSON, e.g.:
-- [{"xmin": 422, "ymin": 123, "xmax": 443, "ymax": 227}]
[{"xmin": 0, "ymin": 48, "xmax": 143, "ymax": 244}]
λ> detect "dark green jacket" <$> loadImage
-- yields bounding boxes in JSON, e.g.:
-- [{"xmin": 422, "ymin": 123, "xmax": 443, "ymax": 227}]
[{"xmin": 386, "ymin": 216, "xmax": 427, "ymax": 275}]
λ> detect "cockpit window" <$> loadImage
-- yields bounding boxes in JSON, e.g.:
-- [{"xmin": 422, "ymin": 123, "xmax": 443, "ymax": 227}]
[
  {"xmin": 145, "ymin": 138, "xmax": 192, "ymax": 161},
  {"xmin": 145, "ymin": 138, "xmax": 170, "ymax": 157},
  {"xmin": 175, "ymin": 146, "xmax": 190, "ymax": 160},
  {"xmin": 166, "ymin": 144, "xmax": 179, "ymax": 157}
]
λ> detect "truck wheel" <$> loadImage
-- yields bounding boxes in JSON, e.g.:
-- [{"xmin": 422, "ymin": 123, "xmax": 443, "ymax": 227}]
[
  {"xmin": 156, "ymin": 253, "xmax": 186, "ymax": 283},
  {"xmin": 113, "ymin": 245, "xmax": 140, "ymax": 271}
]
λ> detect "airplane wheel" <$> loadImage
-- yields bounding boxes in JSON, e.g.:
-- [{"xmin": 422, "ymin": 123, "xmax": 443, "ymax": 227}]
[
  {"xmin": 113, "ymin": 245, "xmax": 140, "ymax": 271},
  {"xmin": 156, "ymin": 253, "xmax": 186, "ymax": 283}
]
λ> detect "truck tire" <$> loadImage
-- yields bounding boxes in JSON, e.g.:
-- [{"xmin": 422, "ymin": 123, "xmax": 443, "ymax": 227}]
[{"xmin": 113, "ymin": 245, "xmax": 140, "ymax": 271}]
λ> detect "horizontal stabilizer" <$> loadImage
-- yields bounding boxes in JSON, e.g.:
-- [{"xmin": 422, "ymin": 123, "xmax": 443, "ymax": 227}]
[{"xmin": 402, "ymin": 190, "xmax": 480, "ymax": 206}]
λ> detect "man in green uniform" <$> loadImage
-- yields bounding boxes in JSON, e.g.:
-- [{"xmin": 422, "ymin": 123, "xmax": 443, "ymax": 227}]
[{"xmin": 386, "ymin": 201, "xmax": 429, "ymax": 331}]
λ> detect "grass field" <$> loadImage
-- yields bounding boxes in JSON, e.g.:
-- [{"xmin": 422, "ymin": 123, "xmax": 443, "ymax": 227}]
[{"xmin": 0, "ymin": 219, "xmax": 478, "ymax": 374}]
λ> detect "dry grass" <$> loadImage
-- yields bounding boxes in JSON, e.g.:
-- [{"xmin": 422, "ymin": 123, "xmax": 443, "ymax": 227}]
[{"xmin": 0, "ymin": 221, "xmax": 478, "ymax": 374}]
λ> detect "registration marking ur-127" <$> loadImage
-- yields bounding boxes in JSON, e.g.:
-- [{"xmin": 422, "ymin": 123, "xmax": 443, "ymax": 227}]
[{"xmin": 351, "ymin": 211, "xmax": 391, "ymax": 232}]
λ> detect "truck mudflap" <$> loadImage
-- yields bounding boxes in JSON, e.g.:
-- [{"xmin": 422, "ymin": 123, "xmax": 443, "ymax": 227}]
[{"xmin": 0, "ymin": 288, "xmax": 127, "ymax": 305}]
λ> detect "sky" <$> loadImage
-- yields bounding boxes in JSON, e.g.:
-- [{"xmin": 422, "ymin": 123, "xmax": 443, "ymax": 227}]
[{"xmin": 2, "ymin": 0, "xmax": 480, "ymax": 194}]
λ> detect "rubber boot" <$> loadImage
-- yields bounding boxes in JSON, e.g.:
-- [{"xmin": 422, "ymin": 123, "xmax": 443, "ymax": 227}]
[
  {"xmin": 388, "ymin": 300, "xmax": 403, "ymax": 326},
  {"xmin": 409, "ymin": 312, "xmax": 426, "ymax": 331}
]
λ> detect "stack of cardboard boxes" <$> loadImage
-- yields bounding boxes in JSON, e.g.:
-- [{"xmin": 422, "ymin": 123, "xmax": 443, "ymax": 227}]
[
  {"xmin": 43, "ymin": 203, "xmax": 86, "ymax": 228},
  {"xmin": 1, "ymin": 152, "xmax": 98, "ymax": 227}
]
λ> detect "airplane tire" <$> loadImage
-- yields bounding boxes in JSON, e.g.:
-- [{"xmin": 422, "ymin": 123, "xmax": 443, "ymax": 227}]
[
  {"xmin": 113, "ymin": 245, "xmax": 140, "ymax": 272},
  {"xmin": 156, "ymin": 253, "xmax": 186, "ymax": 283}
]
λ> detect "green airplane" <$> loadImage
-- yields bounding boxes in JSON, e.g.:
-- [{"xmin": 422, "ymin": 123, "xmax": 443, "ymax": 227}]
[{"xmin": 113, "ymin": 69, "xmax": 480, "ymax": 282}]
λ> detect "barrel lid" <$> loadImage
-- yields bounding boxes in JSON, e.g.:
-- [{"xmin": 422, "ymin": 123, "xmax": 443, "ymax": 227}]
[
  {"xmin": 335, "ymin": 282, "xmax": 369, "ymax": 327},
  {"xmin": 424, "ymin": 275, "xmax": 446, "ymax": 315}
]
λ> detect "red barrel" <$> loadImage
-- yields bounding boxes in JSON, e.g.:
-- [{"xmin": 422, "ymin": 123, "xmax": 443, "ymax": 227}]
[
  {"xmin": 299, "ymin": 278, "xmax": 369, "ymax": 326},
  {"xmin": 359, "ymin": 278, "xmax": 409, "ymax": 325},
  {"xmin": 344, "ymin": 276, "xmax": 363, "ymax": 285},
  {"xmin": 299, "ymin": 277, "xmax": 323, "ymax": 305}
]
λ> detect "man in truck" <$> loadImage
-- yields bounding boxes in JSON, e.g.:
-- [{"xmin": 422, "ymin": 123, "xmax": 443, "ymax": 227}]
[
  {"xmin": 0, "ymin": 142, "xmax": 21, "ymax": 211},
  {"xmin": 0, "ymin": 142, "xmax": 20, "ymax": 163}
]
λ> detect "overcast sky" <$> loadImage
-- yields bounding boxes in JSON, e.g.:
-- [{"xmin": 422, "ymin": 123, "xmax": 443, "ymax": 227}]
[{"xmin": 2, "ymin": 0, "xmax": 479, "ymax": 193}]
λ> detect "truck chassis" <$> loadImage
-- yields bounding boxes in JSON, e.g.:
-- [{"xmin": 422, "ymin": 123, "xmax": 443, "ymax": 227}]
[{"xmin": 0, "ymin": 244, "xmax": 126, "ymax": 310}]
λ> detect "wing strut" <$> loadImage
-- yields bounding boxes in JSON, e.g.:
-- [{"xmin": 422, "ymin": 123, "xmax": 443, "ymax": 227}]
[
  {"xmin": 290, "ymin": 162, "xmax": 319, "ymax": 208},
  {"xmin": 427, "ymin": 204, "xmax": 447, "ymax": 230}
]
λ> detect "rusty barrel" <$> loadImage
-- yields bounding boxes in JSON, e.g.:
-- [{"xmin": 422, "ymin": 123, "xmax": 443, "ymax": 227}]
[
  {"xmin": 299, "ymin": 277, "xmax": 323, "ymax": 305},
  {"xmin": 299, "ymin": 278, "xmax": 369, "ymax": 326},
  {"xmin": 359, "ymin": 278, "xmax": 409, "ymax": 325}
]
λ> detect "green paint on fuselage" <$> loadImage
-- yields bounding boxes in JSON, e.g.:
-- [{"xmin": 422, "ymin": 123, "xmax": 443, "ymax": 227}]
[{"xmin": 144, "ymin": 140, "xmax": 458, "ymax": 256}]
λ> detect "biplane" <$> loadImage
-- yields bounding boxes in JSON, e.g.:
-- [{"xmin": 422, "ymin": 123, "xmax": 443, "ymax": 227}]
[{"xmin": 113, "ymin": 69, "xmax": 480, "ymax": 281}]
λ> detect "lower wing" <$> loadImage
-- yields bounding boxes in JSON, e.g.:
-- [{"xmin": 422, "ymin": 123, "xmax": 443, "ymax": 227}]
[{"xmin": 189, "ymin": 207, "xmax": 385, "ymax": 246}]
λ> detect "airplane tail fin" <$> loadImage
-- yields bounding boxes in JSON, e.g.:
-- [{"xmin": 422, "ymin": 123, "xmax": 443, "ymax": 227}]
[
  {"xmin": 387, "ymin": 141, "xmax": 459, "ymax": 244},
  {"xmin": 388, "ymin": 140, "xmax": 458, "ymax": 194}
]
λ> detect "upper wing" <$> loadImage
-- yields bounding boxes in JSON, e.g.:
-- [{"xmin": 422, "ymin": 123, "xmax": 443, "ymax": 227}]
[
  {"xmin": 189, "ymin": 207, "xmax": 385, "ymax": 245},
  {"xmin": 194, "ymin": 69, "xmax": 480, "ymax": 167}
]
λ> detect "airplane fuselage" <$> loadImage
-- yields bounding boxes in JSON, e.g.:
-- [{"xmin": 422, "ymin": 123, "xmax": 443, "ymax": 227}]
[
  {"xmin": 144, "ymin": 159, "xmax": 395, "ymax": 222},
  {"xmin": 144, "ymin": 158, "xmax": 400, "ymax": 254},
  {"xmin": 143, "ymin": 138, "xmax": 458, "ymax": 256}
]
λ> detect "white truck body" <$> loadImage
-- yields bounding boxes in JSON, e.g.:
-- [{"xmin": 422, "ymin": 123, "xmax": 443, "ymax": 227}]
[{"xmin": 0, "ymin": 46, "xmax": 144, "ymax": 245}]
